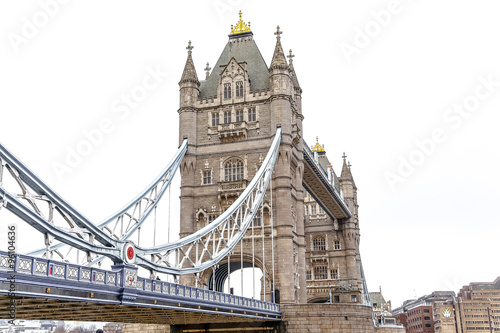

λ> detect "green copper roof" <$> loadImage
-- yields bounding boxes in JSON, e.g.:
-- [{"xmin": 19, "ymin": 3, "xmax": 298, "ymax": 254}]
[{"xmin": 200, "ymin": 37, "xmax": 270, "ymax": 98}]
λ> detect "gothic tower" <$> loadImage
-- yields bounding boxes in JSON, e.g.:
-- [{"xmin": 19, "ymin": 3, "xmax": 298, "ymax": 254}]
[{"xmin": 177, "ymin": 12, "xmax": 306, "ymax": 303}]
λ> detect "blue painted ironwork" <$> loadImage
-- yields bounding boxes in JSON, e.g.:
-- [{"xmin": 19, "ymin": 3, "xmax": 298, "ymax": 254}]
[{"xmin": 0, "ymin": 251, "xmax": 280, "ymax": 319}]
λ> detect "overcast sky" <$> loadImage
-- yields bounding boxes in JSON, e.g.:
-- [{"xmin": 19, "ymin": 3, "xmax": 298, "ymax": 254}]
[{"xmin": 1, "ymin": 0, "xmax": 499, "ymax": 308}]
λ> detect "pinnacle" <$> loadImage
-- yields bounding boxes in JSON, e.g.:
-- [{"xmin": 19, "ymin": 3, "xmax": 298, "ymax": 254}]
[
  {"xmin": 179, "ymin": 40, "xmax": 200, "ymax": 86},
  {"xmin": 341, "ymin": 153, "xmax": 353, "ymax": 180},
  {"xmin": 270, "ymin": 26, "xmax": 288, "ymax": 71}
]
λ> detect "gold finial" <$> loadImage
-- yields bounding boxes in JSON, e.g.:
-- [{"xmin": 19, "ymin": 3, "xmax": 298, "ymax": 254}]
[
  {"xmin": 311, "ymin": 136, "xmax": 325, "ymax": 152},
  {"xmin": 230, "ymin": 10, "xmax": 251, "ymax": 35}
]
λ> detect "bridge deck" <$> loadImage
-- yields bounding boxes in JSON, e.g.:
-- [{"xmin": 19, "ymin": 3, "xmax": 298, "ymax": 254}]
[
  {"xmin": 303, "ymin": 143, "xmax": 351, "ymax": 220},
  {"xmin": 0, "ymin": 252, "xmax": 280, "ymax": 324}
]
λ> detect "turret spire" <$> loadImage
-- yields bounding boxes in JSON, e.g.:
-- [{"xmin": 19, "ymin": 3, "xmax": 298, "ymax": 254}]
[
  {"xmin": 341, "ymin": 152, "xmax": 353, "ymax": 180},
  {"xmin": 204, "ymin": 62, "xmax": 211, "ymax": 80},
  {"xmin": 288, "ymin": 49, "xmax": 301, "ymax": 90},
  {"xmin": 179, "ymin": 40, "xmax": 200, "ymax": 86},
  {"xmin": 186, "ymin": 40, "xmax": 193, "ymax": 55},
  {"xmin": 270, "ymin": 25, "xmax": 288, "ymax": 70}
]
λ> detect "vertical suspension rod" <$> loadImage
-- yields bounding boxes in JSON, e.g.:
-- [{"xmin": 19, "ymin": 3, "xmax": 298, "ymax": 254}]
[
  {"xmin": 270, "ymin": 174, "xmax": 275, "ymax": 302},
  {"xmin": 262, "ymin": 200, "xmax": 265, "ymax": 301}
]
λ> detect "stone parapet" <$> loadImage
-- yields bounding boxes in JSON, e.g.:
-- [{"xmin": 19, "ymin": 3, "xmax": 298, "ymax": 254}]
[
  {"xmin": 280, "ymin": 303, "xmax": 375, "ymax": 332},
  {"xmin": 122, "ymin": 323, "xmax": 170, "ymax": 333}
]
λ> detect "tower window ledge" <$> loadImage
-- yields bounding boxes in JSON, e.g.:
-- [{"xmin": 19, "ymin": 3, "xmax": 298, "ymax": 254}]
[
  {"xmin": 217, "ymin": 122, "xmax": 247, "ymax": 141},
  {"xmin": 218, "ymin": 180, "xmax": 248, "ymax": 193}
]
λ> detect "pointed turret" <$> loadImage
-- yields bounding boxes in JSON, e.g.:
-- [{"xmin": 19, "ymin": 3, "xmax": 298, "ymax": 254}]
[
  {"xmin": 178, "ymin": 40, "xmax": 200, "ymax": 146},
  {"xmin": 179, "ymin": 40, "xmax": 200, "ymax": 109},
  {"xmin": 340, "ymin": 153, "xmax": 353, "ymax": 181},
  {"xmin": 179, "ymin": 40, "xmax": 200, "ymax": 86},
  {"xmin": 287, "ymin": 49, "xmax": 303, "ymax": 115},
  {"xmin": 287, "ymin": 49, "xmax": 301, "ymax": 90},
  {"xmin": 339, "ymin": 152, "xmax": 361, "ymax": 291},
  {"xmin": 270, "ymin": 26, "xmax": 288, "ymax": 71},
  {"xmin": 340, "ymin": 152, "xmax": 358, "ymax": 211}
]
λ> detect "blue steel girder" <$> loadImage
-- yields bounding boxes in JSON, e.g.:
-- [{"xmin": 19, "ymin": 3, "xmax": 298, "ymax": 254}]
[{"xmin": 0, "ymin": 251, "xmax": 281, "ymax": 324}]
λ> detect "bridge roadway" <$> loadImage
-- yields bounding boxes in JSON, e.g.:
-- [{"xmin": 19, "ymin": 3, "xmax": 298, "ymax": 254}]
[
  {"xmin": 302, "ymin": 141, "xmax": 352, "ymax": 220},
  {"xmin": 0, "ymin": 251, "xmax": 280, "ymax": 325}
]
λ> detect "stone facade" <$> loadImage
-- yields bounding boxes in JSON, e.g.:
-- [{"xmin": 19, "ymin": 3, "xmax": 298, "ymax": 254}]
[
  {"xmin": 304, "ymin": 140, "xmax": 363, "ymax": 304},
  {"xmin": 177, "ymin": 12, "xmax": 364, "ymax": 308},
  {"xmin": 122, "ymin": 323, "xmax": 169, "ymax": 333},
  {"xmin": 178, "ymin": 14, "xmax": 305, "ymax": 304},
  {"xmin": 281, "ymin": 303, "xmax": 381, "ymax": 333},
  {"xmin": 165, "ymin": 12, "xmax": 392, "ymax": 332}
]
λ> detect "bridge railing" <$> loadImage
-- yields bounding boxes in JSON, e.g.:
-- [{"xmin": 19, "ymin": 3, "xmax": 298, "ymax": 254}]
[{"xmin": 0, "ymin": 251, "xmax": 280, "ymax": 313}]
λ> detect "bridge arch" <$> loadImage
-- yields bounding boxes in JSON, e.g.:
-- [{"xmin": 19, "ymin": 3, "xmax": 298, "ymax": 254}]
[{"xmin": 201, "ymin": 253, "xmax": 273, "ymax": 299}]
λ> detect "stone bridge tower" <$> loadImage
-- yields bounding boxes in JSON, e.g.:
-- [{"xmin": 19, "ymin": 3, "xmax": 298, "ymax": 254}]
[{"xmin": 177, "ymin": 12, "xmax": 306, "ymax": 304}]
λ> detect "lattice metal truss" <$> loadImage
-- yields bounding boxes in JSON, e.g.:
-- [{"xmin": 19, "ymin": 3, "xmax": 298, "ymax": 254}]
[
  {"xmin": 0, "ymin": 139, "xmax": 187, "ymax": 265},
  {"xmin": 0, "ymin": 128, "xmax": 281, "ymax": 276},
  {"xmin": 135, "ymin": 128, "xmax": 281, "ymax": 275}
]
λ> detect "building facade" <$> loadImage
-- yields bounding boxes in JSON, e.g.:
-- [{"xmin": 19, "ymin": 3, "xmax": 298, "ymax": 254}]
[
  {"xmin": 177, "ymin": 12, "xmax": 363, "ymax": 306},
  {"xmin": 455, "ymin": 277, "xmax": 500, "ymax": 332},
  {"xmin": 433, "ymin": 300, "xmax": 457, "ymax": 333},
  {"xmin": 304, "ymin": 138, "xmax": 363, "ymax": 304},
  {"xmin": 393, "ymin": 291, "xmax": 456, "ymax": 333},
  {"xmin": 370, "ymin": 288, "xmax": 397, "ymax": 325}
]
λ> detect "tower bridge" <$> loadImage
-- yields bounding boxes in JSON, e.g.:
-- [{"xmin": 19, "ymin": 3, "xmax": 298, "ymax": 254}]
[{"xmin": 0, "ymin": 12, "xmax": 405, "ymax": 333}]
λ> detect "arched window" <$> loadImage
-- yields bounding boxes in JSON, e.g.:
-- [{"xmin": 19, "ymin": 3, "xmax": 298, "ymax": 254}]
[
  {"xmin": 224, "ymin": 83, "xmax": 231, "ymax": 99},
  {"xmin": 236, "ymin": 81, "xmax": 243, "ymax": 97},
  {"xmin": 313, "ymin": 237, "xmax": 326, "ymax": 251},
  {"xmin": 253, "ymin": 210, "xmax": 262, "ymax": 226},
  {"xmin": 224, "ymin": 159, "xmax": 244, "ymax": 182}
]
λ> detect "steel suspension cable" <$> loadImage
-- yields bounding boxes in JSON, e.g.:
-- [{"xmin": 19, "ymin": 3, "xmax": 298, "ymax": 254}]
[
  {"xmin": 252, "ymin": 207, "xmax": 256, "ymax": 299},
  {"xmin": 270, "ymin": 175, "xmax": 275, "ymax": 303},
  {"xmin": 262, "ymin": 204, "xmax": 265, "ymax": 300}
]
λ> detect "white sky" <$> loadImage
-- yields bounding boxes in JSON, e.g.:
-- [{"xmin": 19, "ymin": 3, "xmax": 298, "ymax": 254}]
[{"xmin": 1, "ymin": 0, "xmax": 499, "ymax": 308}]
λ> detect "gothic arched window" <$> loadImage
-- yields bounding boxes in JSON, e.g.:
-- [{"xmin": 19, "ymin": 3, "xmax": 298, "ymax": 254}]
[
  {"xmin": 224, "ymin": 83, "xmax": 231, "ymax": 99},
  {"xmin": 224, "ymin": 159, "xmax": 244, "ymax": 182},
  {"xmin": 313, "ymin": 236, "xmax": 326, "ymax": 251},
  {"xmin": 236, "ymin": 81, "xmax": 243, "ymax": 97}
]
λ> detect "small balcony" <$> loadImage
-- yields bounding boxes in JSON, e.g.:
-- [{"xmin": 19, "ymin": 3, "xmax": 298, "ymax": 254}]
[
  {"xmin": 217, "ymin": 122, "xmax": 247, "ymax": 142},
  {"xmin": 218, "ymin": 180, "xmax": 248, "ymax": 206}
]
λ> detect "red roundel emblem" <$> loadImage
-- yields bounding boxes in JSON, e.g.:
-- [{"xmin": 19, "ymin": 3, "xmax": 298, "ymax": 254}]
[{"xmin": 127, "ymin": 246, "xmax": 135, "ymax": 260}]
